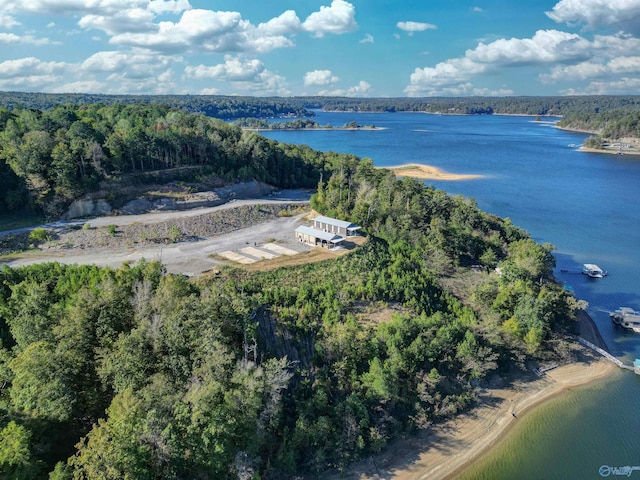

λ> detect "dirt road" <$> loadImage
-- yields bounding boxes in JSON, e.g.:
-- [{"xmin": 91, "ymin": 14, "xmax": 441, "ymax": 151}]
[{"xmin": 2, "ymin": 191, "xmax": 312, "ymax": 276}]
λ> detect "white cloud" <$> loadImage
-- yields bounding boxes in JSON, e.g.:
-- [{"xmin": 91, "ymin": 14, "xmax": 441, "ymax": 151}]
[
  {"xmin": 408, "ymin": 57, "xmax": 487, "ymax": 90},
  {"xmin": 0, "ymin": 33, "xmax": 59, "ymax": 45},
  {"xmin": 304, "ymin": 69, "xmax": 340, "ymax": 86},
  {"xmin": 317, "ymin": 80, "xmax": 372, "ymax": 97},
  {"xmin": 397, "ymin": 21, "xmax": 437, "ymax": 35},
  {"xmin": 541, "ymin": 56, "xmax": 640, "ymax": 82},
  {"xmin": 473, "ymin": 7, "xmax": 484, "ymax": 12},
  {"xmin": 0, "ymin": 13, "xmax": 19, "ymax": 29},
  {"xmin": 546, "ymin": 0, "xmax": 640, "ymax": 34},
  {"xmin": 590, "ymin": 33, "xmax": 640, "ymax": 56},
  {"xmin": 0, "ymin": 56, "xmax": 68, "ymax": 90},
  {"xmin": 109, "ymin": 9, "xmax": 248, "ymax": 53},
  {"xmin": 404, "ymin": 28, "xmax": 610, "ymax": 95},
  {"xmin": 147, "ymin": 0, "xmax": 191, "ymax": 15},
  {"xmin": 302, "ymin": 0, "xmax": 357, "ymax": 37},
  {"xmin": 468, "ymin": 30, "xmax": 591, "ymax": 65},
  {"xmin": 185, "ymin": 57, "xmax": 266, "ymax": 81},
  {"xmin": 257, "ymin": 10, "xmax": 301, "ymax": 36},
  {"xmin": 82, "ymin": 50, "xmax": 177, "ymax": 78},
  {"xmin": 108, "ymin": 8, "xmax": 297, "ymax": 54},
  {"xmin": 562, "ymin": 77, "xmax": 640, "ymax": 95},
  {"xmin": 346, "ymin": 80, "xmax": 371, "ymax": 96},
  {"xmin": 230, "ymin": 70, "xmax": 290, "ymax": 96},
  {"xmin": 79, "ymin": 9, "xmax": 156, "ymax": 36},
  {"xmin": 200, "ymin": 87, "xmax": 219, "ymax": 95},
  {"xmin": 360, "ymin": 33, "xmax": 374, "ymax": 44}
]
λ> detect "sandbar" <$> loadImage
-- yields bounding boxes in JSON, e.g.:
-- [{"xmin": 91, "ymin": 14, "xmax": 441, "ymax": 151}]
[
  {"xmin": 326, "ymin": 349, "xmax": 615, "ymax": 480},
  {"xmin": 384, "ymin": 163, "xmax": 483, "ymax": 181}
]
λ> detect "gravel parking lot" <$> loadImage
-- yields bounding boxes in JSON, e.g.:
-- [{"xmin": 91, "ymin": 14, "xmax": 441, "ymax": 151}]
[{"xmin": 2, "ymin": 192, "xmax": 313, "ymax": 276}]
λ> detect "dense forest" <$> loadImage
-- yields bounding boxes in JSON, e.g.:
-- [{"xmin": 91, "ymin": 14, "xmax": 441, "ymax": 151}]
[
  {"xmin": 0, "ymin": 93, "xmax": 313, "ymax": 120},
  {"xmin": 0, "ymin": 150, "xmax": 580, "ymax": 478},
  {"xmin": 0, "ymin": 104, "xmax": 358, "ymax": 218},
  {"xmin": 557, "ymin": 109, "xmax": 640, "ymax": 141},
  {"xmin": 2, "ymin": 90, "xmax": 639, "ymax": 120}
]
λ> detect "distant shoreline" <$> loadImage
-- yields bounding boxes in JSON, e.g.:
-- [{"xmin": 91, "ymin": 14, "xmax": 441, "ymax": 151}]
[
  {"xmin": 242, "ymin": 126, "xmax": 387, "ymax": 132},
  {"xmin": 556, "ymin": 126, "xmax": 640, "ymax": 156},
  {"xmin": 382, "ymin": 163, "xmax": 484, "ymax": 181},
  {"xmin": 578, "ymin": 146, "xmax": 640, "ymax": 156}
]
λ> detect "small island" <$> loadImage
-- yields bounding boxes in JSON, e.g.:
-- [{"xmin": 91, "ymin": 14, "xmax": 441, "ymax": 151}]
[{"xmin": 234, "ymin": 117, "xmax": 383, "ymax": 131}]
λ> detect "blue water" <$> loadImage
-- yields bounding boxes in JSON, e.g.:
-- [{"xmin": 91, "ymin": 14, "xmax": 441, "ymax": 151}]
[{"xmin": 260, "ymin": 112, "xmax": 640, "ymax": 478}]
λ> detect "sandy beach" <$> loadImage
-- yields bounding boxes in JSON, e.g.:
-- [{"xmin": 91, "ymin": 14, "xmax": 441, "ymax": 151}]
[
  {"xmin": 327, "ymin": 348, "xmax": 615, "ymax": 480},
  {"xmin": 384, "ymin": 163, "xmax": 484, "ymax": 181}
]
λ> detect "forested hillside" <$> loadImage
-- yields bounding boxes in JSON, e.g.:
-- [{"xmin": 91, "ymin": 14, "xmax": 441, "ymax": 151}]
[
  {"xmin": 557, "ymin": 109, "xmax": 640, "ymax": 139},
  {"xmin": 0, "ymin": 150, "xmax": 581, "ymax": 478},
  {"xmin": 0, "ymin": 93, "xmax": 313, "ymax": 120},
  {"xmin": 0, "ymin": 104, "xmax": 350, "ymax": 217},
  {"xmin": 2, "ymin": 91, "xmax": 639, "ymax": 118}
]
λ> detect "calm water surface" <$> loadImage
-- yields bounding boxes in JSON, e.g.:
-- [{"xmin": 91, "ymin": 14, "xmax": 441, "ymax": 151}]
[{"xmin": 261, "ymin": 112, "xmax": 640, "ymax": 479}]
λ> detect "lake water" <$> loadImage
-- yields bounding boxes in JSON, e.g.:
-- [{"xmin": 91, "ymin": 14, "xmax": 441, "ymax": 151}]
[{"xmin": 260, "ymin": 112, "xmax": 640, "ymax": 479}]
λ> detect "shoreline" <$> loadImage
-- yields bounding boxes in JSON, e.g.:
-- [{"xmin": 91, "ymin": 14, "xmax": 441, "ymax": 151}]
[
  {"xmin": 578, "ymin": 146, "xmax": 640, "ymax": 156},
  {"xmin": 556, "ymin": 126, "xmax": 640, "ymax": 155},
  {"xmin": 242, "ymin": 126, "xmax": 387, "ymax": 132},
  {"xmin": 382, "ymin": 163, "xmax": 484, "ymax": 181},
  {"xmin": 327, "ymin": 349, "xmax": 615, "ymax": 480},
  {"xmin": 325, "ymin": 305, "xmax": 617, "ymax": 480}
]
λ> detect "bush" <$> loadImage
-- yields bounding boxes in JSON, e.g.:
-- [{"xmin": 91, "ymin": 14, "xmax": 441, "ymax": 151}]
[{"xmin": 28, "ymin": 228, "xmax": 49, "ymax": 243}]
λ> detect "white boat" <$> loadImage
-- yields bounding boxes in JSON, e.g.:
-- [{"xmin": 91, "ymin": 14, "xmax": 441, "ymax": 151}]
[
  {"xmin": 582, "ymin": 264, "xmax": 607, "ymax": 278},
  {"xmin": 610, "ymin": 307, "xmax": 640, "ymax": 333}
]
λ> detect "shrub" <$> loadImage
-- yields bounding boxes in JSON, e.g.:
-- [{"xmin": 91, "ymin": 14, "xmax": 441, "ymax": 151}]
[{"xmin": 28, "ymin": 227, "xmax": 49, "ymax": 243}]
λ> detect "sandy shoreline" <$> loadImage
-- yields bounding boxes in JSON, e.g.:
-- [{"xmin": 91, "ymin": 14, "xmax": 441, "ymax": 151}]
[
  {"xmin": 578, "ymin": 146, "xmax": 640, "ymax": 156},
  {"xmin": 327, "ymin": 348, "xmax": 616, "ymax": 480},
  {"xmin": 383, "ymin": 163, "xmax": 484, "ymax": 181}
]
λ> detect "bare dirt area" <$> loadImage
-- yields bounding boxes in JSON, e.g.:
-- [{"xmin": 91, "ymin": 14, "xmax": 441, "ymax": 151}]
[{"xmin": 1, "ymin": 192, "xmax": 316, "ymax": 276}]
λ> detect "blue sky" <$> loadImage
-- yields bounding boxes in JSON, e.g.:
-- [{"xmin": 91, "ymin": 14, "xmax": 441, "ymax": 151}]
[{"xmin": 1, "ymin": 0, "xmax": 639, "ymax": 97}]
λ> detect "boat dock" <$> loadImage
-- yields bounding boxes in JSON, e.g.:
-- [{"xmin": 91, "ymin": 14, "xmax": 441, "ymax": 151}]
[{"xmin": 576, "ymin": 337, "xmax": 636, "ymax": 373}]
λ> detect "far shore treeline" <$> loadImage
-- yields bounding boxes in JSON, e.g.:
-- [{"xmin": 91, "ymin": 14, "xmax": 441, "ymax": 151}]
[{"xmin": 0, "ymin": 96, "xmax": 591, "ymax": 478}]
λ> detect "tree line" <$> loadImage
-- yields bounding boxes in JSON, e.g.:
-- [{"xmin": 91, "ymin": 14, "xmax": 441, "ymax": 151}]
[
  {"xmin": 0, "ymin": 92, "xmax": 313, "ymax": 120},
  {"xmin": 2, "ymin": 91, "xmax": 639, "ymax": 119},
  {"xmin": 557, "ymin": 109, "xmax": 640, "ymax": 141}
]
